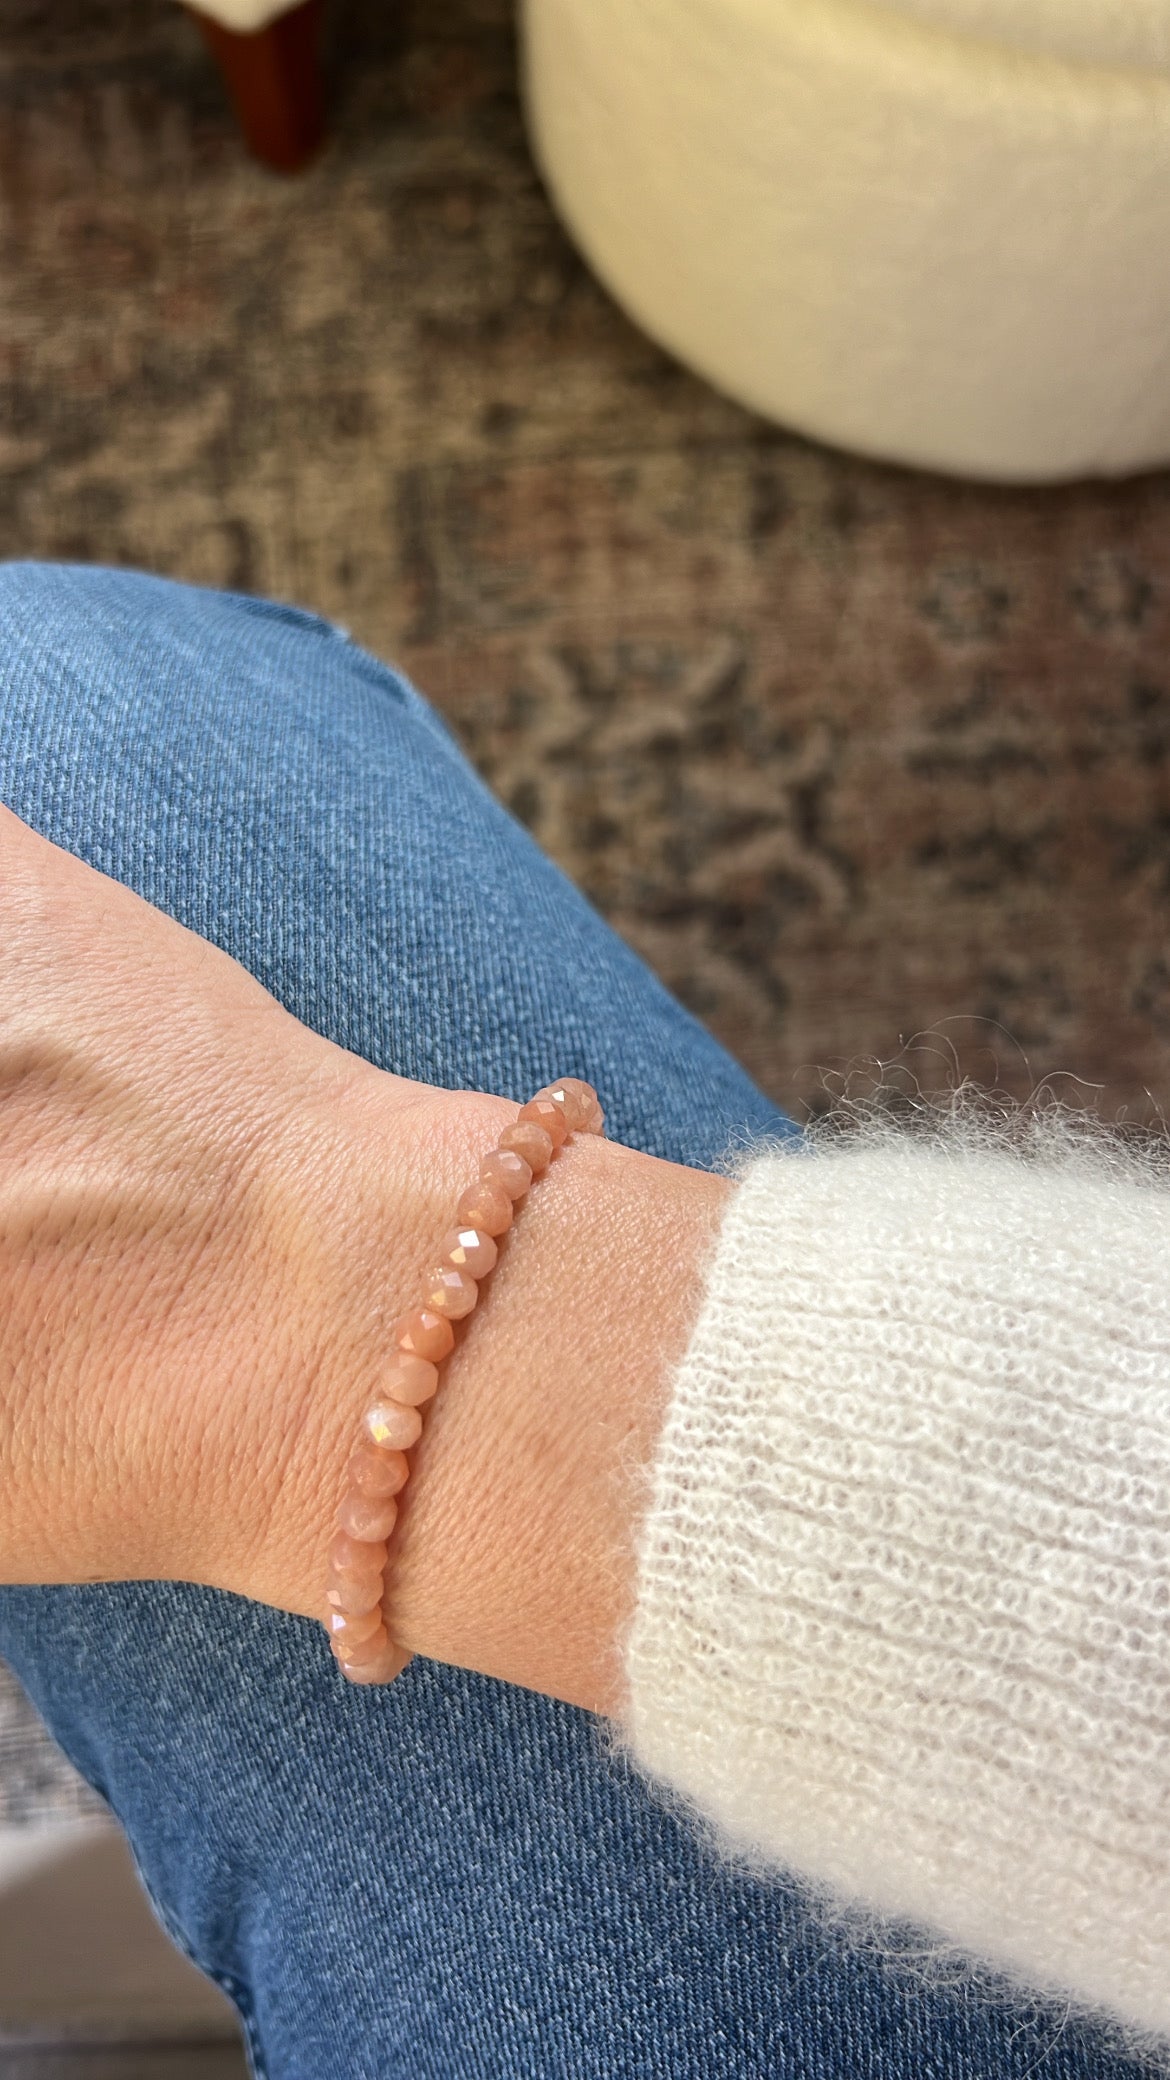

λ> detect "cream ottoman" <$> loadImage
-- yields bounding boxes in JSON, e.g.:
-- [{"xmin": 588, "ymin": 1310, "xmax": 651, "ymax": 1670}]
[{"xmin": 522, "ymin": 0, "xmax": 1170, "ymax": 481}]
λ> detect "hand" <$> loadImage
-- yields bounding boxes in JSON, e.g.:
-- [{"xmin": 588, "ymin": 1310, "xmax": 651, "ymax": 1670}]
[
  {"xmin": 0, "ymin": 800, "xmax": 461, "ymax": 1602},
  {"xmin": 0, "ymin": 807, "xmax": 728, "ymax": 1714}
]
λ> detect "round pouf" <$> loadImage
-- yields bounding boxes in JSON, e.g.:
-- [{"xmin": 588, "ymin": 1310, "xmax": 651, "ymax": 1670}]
[{"xmin": 521, "ymin": 0, "xmax": 1170, "ymax": 483}]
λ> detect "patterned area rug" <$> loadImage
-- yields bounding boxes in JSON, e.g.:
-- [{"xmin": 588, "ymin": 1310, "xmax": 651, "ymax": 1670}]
[{"xmin": 1, "ymin": 0, "xmax": 1169, "ymax": 1802}]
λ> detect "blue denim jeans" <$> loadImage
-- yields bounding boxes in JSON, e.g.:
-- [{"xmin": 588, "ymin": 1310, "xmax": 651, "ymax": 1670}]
[{"xmin": 0, "ymin": 565, "xmax": 1147, "ymax": 2079}]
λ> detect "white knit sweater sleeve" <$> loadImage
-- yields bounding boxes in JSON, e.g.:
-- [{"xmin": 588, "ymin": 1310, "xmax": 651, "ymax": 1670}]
[{"xmin": 622, "ymin": 1131, "xmax": 1170, "ymax": 2041}]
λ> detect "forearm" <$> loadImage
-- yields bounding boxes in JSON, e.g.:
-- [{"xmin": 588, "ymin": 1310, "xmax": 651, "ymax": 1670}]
[
  {"xmin": 13, "ymin": 799, "xmax": 1167, "ymax": 2039},
  {"xmin": 389, "ymin": 1125, "xmax": 731, "ymax": 1715},
  {"xmin": 0, "ymin": 802, "xmax": 727, "ymax": 1725},
  {"xmin": 241, "ymin": 1069, "xmax": 730, "ymax": 1718}
]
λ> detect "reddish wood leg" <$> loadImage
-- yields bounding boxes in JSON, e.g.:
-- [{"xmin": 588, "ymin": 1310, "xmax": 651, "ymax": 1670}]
[{"xmin": 189, "ymin": 0, "xmax": 325, "ymax": 174}]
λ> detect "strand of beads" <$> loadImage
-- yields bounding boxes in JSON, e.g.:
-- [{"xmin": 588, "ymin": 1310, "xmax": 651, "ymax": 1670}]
[{"xmin": 324, "ymin": 1076, "xmax": 605, "ymax": 1685}]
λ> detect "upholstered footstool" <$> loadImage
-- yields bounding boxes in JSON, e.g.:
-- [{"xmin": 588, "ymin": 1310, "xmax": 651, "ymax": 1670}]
[{"xmin": 522, "ymin": 0, "xmax": 1170, "ymax": 480}]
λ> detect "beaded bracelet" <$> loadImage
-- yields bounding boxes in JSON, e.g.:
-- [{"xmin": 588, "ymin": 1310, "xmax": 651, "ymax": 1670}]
[{"xmin": 323, "ymin": 1076, "xmax": 605, "ymax": 1685}]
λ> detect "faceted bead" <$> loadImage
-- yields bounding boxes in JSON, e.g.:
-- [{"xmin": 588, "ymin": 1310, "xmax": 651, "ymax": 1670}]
[
  {"xmin": 341, "ymin": 1639, "xmax": 412, "ymax": 1685},
  {"xmin": 455, "ymin": 1181, "xmax": 513, "ymax": 1236},
  {"xmin": 363, "ymin": 1399, "xmax": 423, "ymax": 1451},
  {"xmin": 498, "ymin": 1120, "xmax": 554, "ymax": 1174},
  {"xmin": 336, "ymin": 1620, "xmax": 392, "ymax": 1667},
  {"xmin": 325, "ymin": 1568, "xmax": 384, "ymax": 1617},
  {"xmin": 563, "ymin": 1078, "xmax": 602, "ymax": 1129},
  {"xmin": 347, "ymin": 1445, "xmax": 409, "ymax": 1499},
  {"xmin": 384, "ymin": 1352, "xmax": 439, "ymax": 1407},
  {"xmin": 422, "ymin": 1264, "xmax": 478, "ymax": 1319},
  {"xmin": 440, "ymin": 1226, "xmax": 498, "ymax": 1280},
  {"xmin": 518, "ymin": 1096, "xmax": 568, "ymax": 1148},
  {"xmin": 480, "ymin": 1148, "xmax": 532, "ymax": 1201},
  {"xmin": 325, "ymin": 1604, "xmax": 382, "ymax": 1649},
  {"xmin": 337, "ymin": 1490, "xmax": 399, "ymax": 1543},
  {"xmin": 392, "ymin": 1307, "xmax": 455, "ymax": 1363},
  {"xmin": 537, "ymin": 1079, "xmax": 597, "ymax": 1132},
  {"xmin": 329, "ymin": 1529, "xmax": 388, "ymax": 1575}
]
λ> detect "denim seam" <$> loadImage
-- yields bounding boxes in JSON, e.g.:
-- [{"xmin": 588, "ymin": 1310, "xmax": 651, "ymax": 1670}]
[{"xmin": 122, "ymin": 1839, "xmax": 268, "ymax": 2080}]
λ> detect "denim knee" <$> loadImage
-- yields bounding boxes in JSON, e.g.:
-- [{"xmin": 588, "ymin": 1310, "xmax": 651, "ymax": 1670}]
[
  {"xmin": 0, "ymin": 560, "xmax": 477, "ymax": 1068},
  {"xmin": 0, "ymin": 559, "xmax": 790, "ymax": 1161},
  {"xmin": 0, "ymin": 561, "xmax": 448, "ymax": 817}
]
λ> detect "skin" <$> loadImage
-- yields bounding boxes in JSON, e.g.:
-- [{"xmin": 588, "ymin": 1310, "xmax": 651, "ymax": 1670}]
[{"xmin": 0, "ymin": 805, "xmax": 730, "ymax": 1717}]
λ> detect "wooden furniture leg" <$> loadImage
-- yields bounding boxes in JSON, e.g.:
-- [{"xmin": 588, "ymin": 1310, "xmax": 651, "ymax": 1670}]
[{"xmin": 189, "ymin": 0, "xmax": 325, "ymax": 174}]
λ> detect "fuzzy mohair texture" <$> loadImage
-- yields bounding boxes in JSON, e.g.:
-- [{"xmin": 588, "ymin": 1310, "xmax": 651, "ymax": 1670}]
[{"xmin": 619, "ymin": 1094, "xmax": 1170, "ymax": 2062}]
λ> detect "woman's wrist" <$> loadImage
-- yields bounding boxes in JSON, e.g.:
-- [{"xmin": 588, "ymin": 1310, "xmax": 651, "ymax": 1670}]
[
  {"xmin": 223, "ymin": 1067, "xmax": 731, "ymax": 1717},
  {"xmin": 0, "ymin": 803, "xmax": 731, "ymax": 1718},
  {"xmin": 388, "ymin": 1123, "xmax": 731, "ymax": 1715},
  {"xmin": 181, "ymin": 1069, "xmax": 519, "ymax": 1624}
]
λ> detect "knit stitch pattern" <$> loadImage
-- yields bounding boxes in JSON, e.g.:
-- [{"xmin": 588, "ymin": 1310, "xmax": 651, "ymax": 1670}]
[{"xmin": 624, "ymin": 1125, "xmax": 1170, "ymax": 2038}]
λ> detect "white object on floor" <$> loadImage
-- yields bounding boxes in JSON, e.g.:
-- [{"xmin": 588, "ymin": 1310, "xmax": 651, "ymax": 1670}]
[
  {"xmin": 181, "ymin": 0, "xmax": 296, "ymax": 29},
  {"xmin": 0, "ymin": 1818, "xmax": 240, "ymax": 2044},
  {"xmin": 522, "ymin": 0, "xmax": 1170, "ymax": 481}
]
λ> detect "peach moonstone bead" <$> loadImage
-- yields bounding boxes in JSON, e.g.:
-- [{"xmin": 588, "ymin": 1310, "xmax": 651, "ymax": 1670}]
[
  {"xmin": 455, "ymin": 1180, "xmax": 513, "ymax": 1236},
  {"xmin": 347, "ymin": 1445, "xmax": 409, "ymax": 1499},
  {"xmin": 392, "ymin": 1308, "xmax": 455, "ymax": 1363},
  {"xmin": 423, "ymin": 1264, "xmax": 479, "ymax": 1319},
  {"xmin": 343, "ymin": 1639, "xmax": 411, "ymax": 1684},
  {"xmin": 326, "ymin": 1605, "xmax": 382, "ymax": 1650},
  {"xmin": 480, "ymin": 1147, "xmax": 532, "ymax": 1201},
  {"xmin": 335, "ymin": 1621, "xmax": 393, "ymax": 1667},
  {"xmin": 325, "ymin": 1570, "xmax": 383, "ymax": 1617},
  {"xmin": 538, "ymin": 1079, "xmax": 599, "ymax": 1132},
  {"xmin": 441, "ymin": 1226, "xmax": 498, "ymax": 1280},
  {"xmin": 518, "ymin": 1096, "xmax": 568, "ymax": 1148},
  {"xmin": 364, "ymin": 1399, "xmax": 424, "ymax": 1451},
  {"xmin": 329, "ymin": 1529, "xmax": 387, "ymax": 1577},
  {"xmin": 498, "ymin": 1120, "xmax": 554, "ymax": 1174},
  {"xmin": 384, "ymin": 1352, "xmax": 439, "ymax": 1407},
  {"xmin": 336, "ymin": 1490, "xmax": 399, "ymax": 1543}
]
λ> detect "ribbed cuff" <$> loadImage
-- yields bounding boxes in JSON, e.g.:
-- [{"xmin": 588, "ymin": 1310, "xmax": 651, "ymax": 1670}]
[{"xmin": 623, "ymin": 1135, "xmax": 1170, "ymax": 2036}]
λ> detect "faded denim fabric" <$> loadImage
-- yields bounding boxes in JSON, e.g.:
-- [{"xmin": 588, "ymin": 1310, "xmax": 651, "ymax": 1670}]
[{"xmin": 0, "ymin": 565, "xmax": 1144, "ymax": 2079}]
